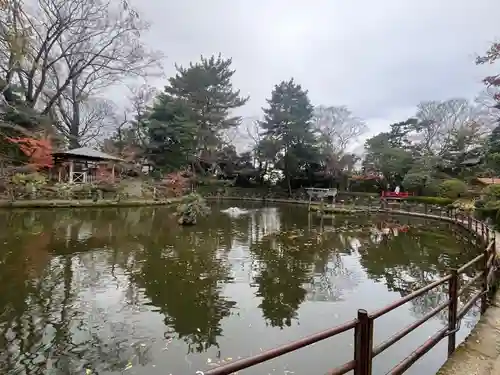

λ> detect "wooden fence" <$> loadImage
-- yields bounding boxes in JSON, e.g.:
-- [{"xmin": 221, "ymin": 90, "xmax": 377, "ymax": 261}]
[{"xmin": 200, "ymin": 206, "xmax": 498, "ymax": 375}]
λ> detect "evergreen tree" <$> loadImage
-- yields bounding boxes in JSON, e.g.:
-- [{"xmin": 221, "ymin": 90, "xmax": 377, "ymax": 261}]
[
  {"xmin": 260, "ymin": 79, "xmax": 317, "ymax": 194},
  {"xmin": 144, "ymin": 93, "xmax": 197, "ymax": 172},
  {"xmin": 165, "ymin": 54, "xmax": 248, "ymax": 161},
  {"xmin": 486, "ymin": 124, "xmax": 500, "ymax": 174}
]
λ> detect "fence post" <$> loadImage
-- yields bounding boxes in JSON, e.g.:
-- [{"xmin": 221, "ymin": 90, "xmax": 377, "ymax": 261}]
[
  {"xmin": 482, "ymin": 244, "xmax": 490, "ymax": 314},
  {"xmin": 424, "ymin": 203, "xmax": 428, "ymax": 215},
  {"xmin": 354, "ymin": 309, "xmax": 373, "ymax": 375},
  {"xmin": 447, "ymin": 269, "xmax": 459, "ymax": 357}
]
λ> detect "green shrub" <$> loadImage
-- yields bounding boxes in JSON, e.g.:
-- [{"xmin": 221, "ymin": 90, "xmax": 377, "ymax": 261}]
[
  {"xmin": 474, "ymin": 199, "xmax": 485, "ymax": 209},
  {"xmin": 194, "ymin": 177, "xmax": 234, "ymax": 186},
  {"xmin": 176, "ymin": 193, "xmax": 211, "ymax": 225},
  {"xmin": 483, "ymin": 184, "xmax": 500, "ymax": 201},
  {"xmin": 405, "ymin": 196, "xmax": 454, "ymax": 206},
  {"xmin": 339, "ymin": 192, "xmax": 379, "ymax": 197},
  {"xmin": 438, "ymin": 179, "xmax": 467, "ymax": 199},
  {"xmin": 422, "ymin": 180, "xmax": 442, "ymax": 196}
]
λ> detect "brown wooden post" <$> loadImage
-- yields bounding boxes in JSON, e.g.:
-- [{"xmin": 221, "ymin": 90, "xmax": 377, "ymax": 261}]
[
  {"xmin": 482, "ymin": 245, "xmax": 489, "ymax": 314},
  {"xmin": 69, "ymin": 160, "xmax": 74, "ymax": 183},
  {"xmin": 447, "ymin": 269, "xmax": 459, "ymax": 357},
  {"xmin": 354, "ymin": 309, "xmax": 373, "ymax": 375}
]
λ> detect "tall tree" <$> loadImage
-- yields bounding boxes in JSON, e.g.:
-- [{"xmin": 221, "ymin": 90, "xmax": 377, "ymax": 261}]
[
  {"xmin": 165, "ymin": 54, "xmax": 248, "ymax": 168},
  {"xmin": 260, "ymin": 78, "xmax": 317, "ymax": 194},
  {"xmin": 414, "ymin": 99, "xmax": 487, "ymax": 157},
  {"xmin": 102, "ymin": 84, "xmax": 157, "ymax": 163},
  {"xmin": 477, "ymin": 41, "xmax": 500, "ymax": 106},
  {"xmin": 1, "ymin": 0, "xmax": 162, "ymax": 148},
  {"xmin": 363, "ymin": 132, "xmax": 413, "ymax": 183},
  {"xmin": 313, "ymin": 105, "xmax": 367, "ymax": 154},
  {"xmin": 143, "ymin": 93, "xmax": 196, "ymax": 172}
]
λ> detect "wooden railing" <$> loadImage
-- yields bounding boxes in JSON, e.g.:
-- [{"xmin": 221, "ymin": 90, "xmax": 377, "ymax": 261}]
[{"xmin": 200, "ymin": 207, "xmax": 498, "ymax": 375}]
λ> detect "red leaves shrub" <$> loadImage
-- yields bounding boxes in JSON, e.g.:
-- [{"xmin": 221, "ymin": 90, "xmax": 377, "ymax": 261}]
[
  {"xmin": 163, "ymin": 172, "xmax": 190, "ymax": 197},
  {"xmin": 7, "ymin": 136, "xmax": 53, "ymax": 170},
  {"xmin": 96, "ymin": 164, "xmax": 114, "ymax": 182}
]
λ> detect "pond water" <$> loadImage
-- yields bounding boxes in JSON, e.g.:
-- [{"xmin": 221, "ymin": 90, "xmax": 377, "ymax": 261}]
[{"xmin": 0, "ymin": 202, "xmax": 482, "ymax": 375}]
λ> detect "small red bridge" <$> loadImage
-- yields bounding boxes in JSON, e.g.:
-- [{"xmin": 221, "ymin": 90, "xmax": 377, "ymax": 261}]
[{"xmin": 380, "ymin": 191, "xmax": 413, "ymax": 199}]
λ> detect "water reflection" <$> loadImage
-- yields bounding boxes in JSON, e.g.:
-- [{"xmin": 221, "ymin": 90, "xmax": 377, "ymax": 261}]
[{"xmin": 0, "ymin": 204, "xmax": 482, "ymax": 375}]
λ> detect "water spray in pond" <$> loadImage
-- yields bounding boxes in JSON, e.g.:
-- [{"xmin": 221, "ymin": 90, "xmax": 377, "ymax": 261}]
[{"xmin": 221, "ymin": 207, "xmax": 250, "ymax": 217}]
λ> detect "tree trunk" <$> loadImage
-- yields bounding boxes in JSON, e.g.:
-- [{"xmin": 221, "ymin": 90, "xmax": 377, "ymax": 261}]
[{"xmin": 69, "ymin": 79, "xmax": 81, "ymax": 149}]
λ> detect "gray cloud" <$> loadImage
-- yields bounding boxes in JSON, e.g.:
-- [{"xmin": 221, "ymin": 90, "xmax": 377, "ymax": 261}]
[{"xmin": 132, "ymin": 0, "xmax": 500, "ymax": 138}]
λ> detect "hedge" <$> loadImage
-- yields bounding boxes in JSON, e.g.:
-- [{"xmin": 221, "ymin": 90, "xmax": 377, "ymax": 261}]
[{"xmin": 399, "ymin": 196, "xmax": 455, "ymax": 206}]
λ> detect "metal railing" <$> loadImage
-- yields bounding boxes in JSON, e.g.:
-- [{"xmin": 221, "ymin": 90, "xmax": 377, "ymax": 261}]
[{"xmin": 201, "ymin": 206, "xmax": 498, "ymax": 375}]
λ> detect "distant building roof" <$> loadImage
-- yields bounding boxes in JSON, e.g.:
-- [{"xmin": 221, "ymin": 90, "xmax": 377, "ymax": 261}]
[
  {"xmin": 461, "ymin": 157, "xmax": 482, "ymax": 166},
  {"xmin": 53, "ymin": 147, "xmax": 124, "ymax": 162},
  {"xmin": 476, "ymin": 177, "xmax": 500, "ymax": 185}
]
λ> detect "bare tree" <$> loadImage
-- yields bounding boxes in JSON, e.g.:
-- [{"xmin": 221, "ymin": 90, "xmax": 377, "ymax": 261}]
[
  {"xmin": 57, "ymin": 96, "xmax": 115, "ymax": 147},
  {"xmin": 475, "ymin": 89, "xmax": 500, "ymax": 125},
  {"xmin": 415, "ymin": 98, "xmax": 489, "ymax": 156},
  {"xmin": 101, "ymin": 83, "xmax": 157, "ymax": 163},
  {"xmin": 0, "ymin": 0, "xmax": 163, "ymax": 147},
  {"xmin": 313, "ymin": 105, "xmax": 368, "ymax": 153}
]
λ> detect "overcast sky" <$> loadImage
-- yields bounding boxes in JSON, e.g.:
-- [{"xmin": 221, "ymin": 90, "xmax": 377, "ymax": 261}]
[{"xmin": 131, "ymin": 0, "xmax": 500, "ymax": 152}]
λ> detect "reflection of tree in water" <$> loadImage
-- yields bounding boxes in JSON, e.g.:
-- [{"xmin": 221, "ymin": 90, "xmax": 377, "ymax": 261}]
[
  {"xmin": 359, "ymin": 222, "xmax": 481, "ymax": 323},
  {"xmin": 0, "ymin": 210, "xmax": 155, "ymax": 374},
  {"xmin": 0, "ymin": 254, "xmax": 152, "ymax": 374},
  {"xmin": 249, "ymin": 223, "xmax": 360, "ymax": 327},
  {"xmin": 131, "ymin": 220, "xmax": 236, "ymax": 354},
  {"xmin": 304, "ymin": 251, "xmax": 362, "ymax": 302}
]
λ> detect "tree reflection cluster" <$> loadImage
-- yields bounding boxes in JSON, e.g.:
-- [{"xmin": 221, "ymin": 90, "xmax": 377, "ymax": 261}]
[{"xmin": 0, "ymin": 206, "xmax": 482, "ymax": 373}]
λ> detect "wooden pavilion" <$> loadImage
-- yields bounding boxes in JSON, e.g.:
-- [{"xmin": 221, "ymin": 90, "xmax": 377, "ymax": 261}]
[{"xmin": 52, "ymin": 147, "xmax": 124, "ymax": 184}]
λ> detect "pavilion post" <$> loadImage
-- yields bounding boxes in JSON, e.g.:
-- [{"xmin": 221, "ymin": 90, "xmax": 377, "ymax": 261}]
[{"xmin": 69, "ymin": 160, "xmax": 74, "ymax": 183}]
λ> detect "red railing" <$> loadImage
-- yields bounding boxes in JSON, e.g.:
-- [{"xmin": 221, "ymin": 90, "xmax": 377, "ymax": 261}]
[
  {"xmin": 381, "ymin": 191, "xmax": 413, "ymax": 198},
  {"xmin": 201, "ymin": 207, "xmax": 498, "ymax": 375}
]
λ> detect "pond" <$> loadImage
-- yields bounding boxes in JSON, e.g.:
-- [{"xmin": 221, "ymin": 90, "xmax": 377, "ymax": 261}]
[{"xmin": 0, "ymin": 202, "xmax": 482, "ymax": 375}]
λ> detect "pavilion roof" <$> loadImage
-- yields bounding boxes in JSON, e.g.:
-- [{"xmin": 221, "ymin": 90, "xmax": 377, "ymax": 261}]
[{"xmin": 52, "ymin": 147, "xmax": 124, "ymax": 162}]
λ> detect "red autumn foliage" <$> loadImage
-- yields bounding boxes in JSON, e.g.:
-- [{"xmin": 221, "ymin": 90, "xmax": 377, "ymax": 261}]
[
  {"xmin": 7, "ymin": 136, "xmax": 53, "ymax": 169},
  {"xmin": 163, "ymin": 172, "xmax": 190, "ymax": 197},
  {"xmin": 95, "ymin": 163, "xmax": 114, "ymax": 182}
]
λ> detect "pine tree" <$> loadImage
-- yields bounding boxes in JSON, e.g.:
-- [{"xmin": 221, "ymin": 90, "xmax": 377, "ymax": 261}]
[
  {"xmin": 165, "ymin": 54, "xmax": 248, "ymax": 161},
  {"xmin": 260, "ymin": 79, "xmax": 317, "ymax": 194},
  {"xmin": 144, "ymin": 93, "xmax": 197, "ymax": 172}
]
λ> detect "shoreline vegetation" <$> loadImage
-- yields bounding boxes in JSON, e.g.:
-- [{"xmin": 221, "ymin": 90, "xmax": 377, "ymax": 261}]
[{"xmin": 0, "ymin": 190, "xmax": 467, "ymax": 213}]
